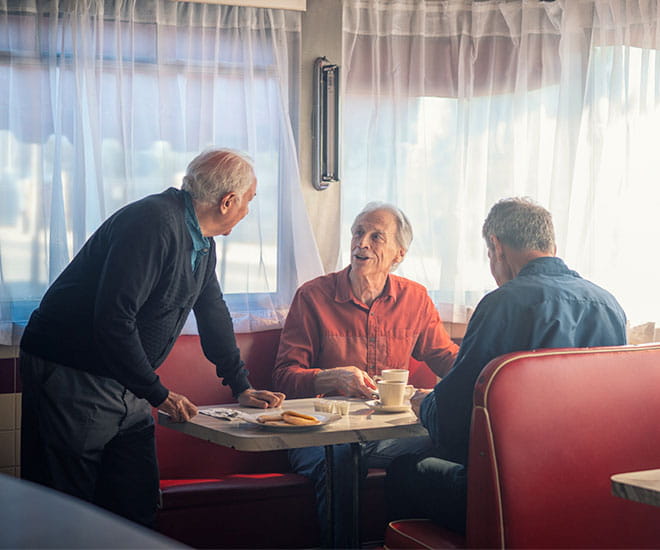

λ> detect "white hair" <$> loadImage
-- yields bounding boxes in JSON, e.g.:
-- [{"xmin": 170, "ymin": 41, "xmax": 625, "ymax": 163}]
[
  {"xmin": 181, "ymin": 148, "xmax": 255, "ymax": 205},
  {"xmin": 351, "ymin": 201, "xmax": 413, "ymax": 251}
]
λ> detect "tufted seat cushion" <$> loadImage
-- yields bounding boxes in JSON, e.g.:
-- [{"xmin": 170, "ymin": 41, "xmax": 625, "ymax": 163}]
[
  {"xmin": 157, "ymin": 474, "xmax": 319, "ymax": 548},
  {"xmin": 159, "ymin": 473, "xmax": 313, "ymax": 509},
  {"xmin": 157, "ymin": 470, "xmax": 388, "ymax": 548}
]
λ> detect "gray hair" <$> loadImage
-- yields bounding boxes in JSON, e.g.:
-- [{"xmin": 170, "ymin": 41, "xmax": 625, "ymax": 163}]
[
  {"xmin": 181, "ymin": 148, "xmax": 255, "ymax": 205},
  {"xmin": 482, "ymin": 197, "xmax": 556, "ymax": 253},
  {"xmin": 351, "ymin": 201, "xmax": 413, "ymax": 251}
]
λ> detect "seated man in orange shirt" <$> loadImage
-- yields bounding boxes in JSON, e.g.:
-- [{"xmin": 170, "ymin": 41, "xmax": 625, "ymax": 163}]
[{"xmin": 272, "ymin": 202, "xmax": 459, "ymax": 548}]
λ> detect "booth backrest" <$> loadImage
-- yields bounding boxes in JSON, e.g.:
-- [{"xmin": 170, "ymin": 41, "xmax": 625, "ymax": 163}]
[
  {"xmin": 158, "ymin": 330, "xmax": 438, "ymax": 401},
  {"xmin": 158, "ymin": 330, "xmax": 282, "ymax": 405},
  {"xmin": 467, "ymin": 345, "xmax": 660, "ymax": 548},
  {"xmin": 154, "ymin": 330, "xmax": 289, "ymax": 478}
]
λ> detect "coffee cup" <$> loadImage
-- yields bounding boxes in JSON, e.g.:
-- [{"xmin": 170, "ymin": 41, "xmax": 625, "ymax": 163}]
[
  {"xmin": 378, "ymin": 369, "xmax": 409, "ymax": 384},
  {"xmin": 377, "ymin": 380, "xmax": 414, "ymax": 406}
]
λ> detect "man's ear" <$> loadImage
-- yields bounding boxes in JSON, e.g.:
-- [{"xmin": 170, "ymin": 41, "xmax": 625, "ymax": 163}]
[
  {"xmin": 390, "ymin": 248, "xmax": 406, "ymax": 270},
  {"xmin": 219, "ymin": 192, "xmax": 237, "ymax": 214},
  {"xmin": 490, "ymin": 235, "xmax": 504, "ymax": 259}
]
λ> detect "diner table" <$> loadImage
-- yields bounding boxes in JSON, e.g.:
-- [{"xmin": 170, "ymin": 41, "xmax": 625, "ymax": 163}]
[
  {"xmin": 611, "ymin": 468, "xmax": 660, "ymax": 508},
  {"xmin": 158, "ymin": 396, "xmax": 427, "ymax": 547}
]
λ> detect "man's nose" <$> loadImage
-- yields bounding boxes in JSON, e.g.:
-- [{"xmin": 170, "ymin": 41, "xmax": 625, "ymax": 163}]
[{"xmin": 355, "ymin": 235, "xmax": 369, "ymax": 248}]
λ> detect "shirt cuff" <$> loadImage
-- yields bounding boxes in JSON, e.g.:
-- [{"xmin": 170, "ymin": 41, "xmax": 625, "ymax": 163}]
[
  {"xmin": 225, "ymin": 369, "xmax": 251, "ymax": 398},
  {"xmin": 146, "ymin": 382, "xmax": 170, "ymax": 408}
]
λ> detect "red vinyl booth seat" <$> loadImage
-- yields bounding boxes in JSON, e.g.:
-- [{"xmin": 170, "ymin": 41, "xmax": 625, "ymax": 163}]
[
  {"xmin": 386, "ymin": 519, "xmax": 465, "ymax": 549},
  {"xmin": 154, "ymin": 330, "xmax": 441, "ymax": 548},
  {"xmin": 386, "ymin": 345, "xmax": 660, "ymax": 549}
]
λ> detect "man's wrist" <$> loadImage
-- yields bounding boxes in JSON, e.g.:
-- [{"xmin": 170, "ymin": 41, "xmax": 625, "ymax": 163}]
[
  {"xmin": 313, "ymin": 369, "xmax": 333, "ymax": 395},
  {"xmin": 150, "ymin": 385, "xmax": 170, "ymax": 408},
  {"xmin": 232, "ymin": 385, "xmax": 252, "ymax": 398}
]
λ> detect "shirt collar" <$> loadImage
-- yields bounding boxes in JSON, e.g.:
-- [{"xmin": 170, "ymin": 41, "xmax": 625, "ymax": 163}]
[
  {"xmin": 518, "ymin": 256, "xmax": 579, "ymax": 278},
  {"xmin": 182, "ymin": 190, "xmax": 210, "ymax": 257},
  {"xmin": 335, "ymin": 266, "xmax": 398, "ymax": 305}
]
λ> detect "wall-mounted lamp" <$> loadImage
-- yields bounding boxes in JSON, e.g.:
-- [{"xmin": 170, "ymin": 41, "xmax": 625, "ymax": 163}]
[{"xmin": 312, "ymin": 57, "xmax": 340, "ymax": 191}]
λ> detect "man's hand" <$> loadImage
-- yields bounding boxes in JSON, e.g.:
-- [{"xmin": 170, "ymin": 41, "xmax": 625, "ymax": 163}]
[
  {"xmin": 410, "ymin": 388, "xmax": 432, "ymax": 419},
  {"xmin": 238, "ymin": 389, "xmax": 285, "ymax": 409},
  {"xmin": 159, "ymin": 391, "xmax": 198, "ymax": 423},
  {"xmin": 314, "ymin": 366, "xmax": 377, "ymax": 399}
]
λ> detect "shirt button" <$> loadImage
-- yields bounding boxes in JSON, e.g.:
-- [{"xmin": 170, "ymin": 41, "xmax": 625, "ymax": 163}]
[{"xmin": 369, "ymin": 337, "xmax": 375, "ymax": 342}]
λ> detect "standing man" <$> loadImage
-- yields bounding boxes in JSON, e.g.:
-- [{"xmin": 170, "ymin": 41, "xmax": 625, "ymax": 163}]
[
  {"xmin": 386, "ymin": 197, "xmax": 627, "ymax": 534},
  {"xmin": 20, "ymin": 149, "xmax": 284, "ymax": 527}
]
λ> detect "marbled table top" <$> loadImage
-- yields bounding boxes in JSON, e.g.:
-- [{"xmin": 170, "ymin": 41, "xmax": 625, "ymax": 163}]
[
  {"xmin": 158, "ymin": 397, "xmax": 427, "ymax": 451},
  {"xmin": 611, "ymin": 468, "xmax": 660, "ymax": 507}
]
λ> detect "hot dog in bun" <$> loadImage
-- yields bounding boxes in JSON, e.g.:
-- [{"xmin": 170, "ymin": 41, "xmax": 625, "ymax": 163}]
[{"xmin": 256, "ymin": 410, "xmax": 321, "ymax": 426}]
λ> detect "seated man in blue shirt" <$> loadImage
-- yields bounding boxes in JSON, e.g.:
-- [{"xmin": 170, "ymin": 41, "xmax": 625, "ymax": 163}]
[{"xmin": 385, "ymin": 197, "xmax": 627, "ymax": 534}]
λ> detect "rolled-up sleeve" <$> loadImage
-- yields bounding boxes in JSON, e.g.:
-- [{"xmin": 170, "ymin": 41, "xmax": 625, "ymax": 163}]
[
  {"xmin": 413, "ymin": 295, "xmax": 459, "ymax": 377},
  {"xmin": 272, "ymin": 288, "xmax": 323, "ymax": 398}
]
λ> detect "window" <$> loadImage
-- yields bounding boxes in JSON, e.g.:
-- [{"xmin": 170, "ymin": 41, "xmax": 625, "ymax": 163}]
[
  {"xmin": 0, "ymin": 2, "xmax": 320, "ymax": 344},
  {"xmin": 341, "ymin": 0, "xmax": 660, "ymax": 328}
]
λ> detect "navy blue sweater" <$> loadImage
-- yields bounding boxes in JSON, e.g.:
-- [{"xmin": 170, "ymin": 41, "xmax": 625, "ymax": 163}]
[{"xmin": 21, "ymin": 188, "xmax": 250, "ymax": 406}]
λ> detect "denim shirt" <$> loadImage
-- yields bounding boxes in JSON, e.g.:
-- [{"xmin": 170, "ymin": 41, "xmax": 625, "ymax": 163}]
[
  {"xmin": 420, "ymin": 256, "xmax": 627, "ymax": 465},
  {"xmin": 183, "ymin": 190, "xmax": 210, "ymax": 271}
]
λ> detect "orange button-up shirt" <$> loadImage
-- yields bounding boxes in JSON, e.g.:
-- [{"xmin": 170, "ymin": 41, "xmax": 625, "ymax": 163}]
[{"xmin": 272, "ymin": 267, "xmax": 459, "ymax": 398}]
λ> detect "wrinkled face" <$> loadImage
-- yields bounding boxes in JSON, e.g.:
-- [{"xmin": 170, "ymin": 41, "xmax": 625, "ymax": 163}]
[{"xmin": 350, "ymin": 209, "xmax": 405, "ymax": 278}]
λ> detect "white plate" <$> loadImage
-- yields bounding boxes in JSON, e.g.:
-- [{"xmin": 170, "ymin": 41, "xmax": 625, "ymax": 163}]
[
  {"xmin": 242, "ymin": 412, "xmax": 341, "ymax": 431},
  {"xmin": 365, "ymin": 400, "xmax": 411, "ymax": 413}
]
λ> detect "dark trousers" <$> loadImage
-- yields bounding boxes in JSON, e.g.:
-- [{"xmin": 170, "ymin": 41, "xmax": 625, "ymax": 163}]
[
  {"xmin": 20, "ymin": 351, "xmax": 159, "ymax": 527},
  {"xmin": 385, "ymin": 448, "xmax": 468, "ymax": 535},
  {"xmin": 290, "ymin": 435, "xmax": 434, "ymax": 548}
]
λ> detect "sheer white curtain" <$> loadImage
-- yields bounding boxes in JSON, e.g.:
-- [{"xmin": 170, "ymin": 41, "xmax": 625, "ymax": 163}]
[
  {"xmin": 341, "ymin": 0, "xmax": 660, "ymax": 328},
  {"xmin": 0, "ymin": 0, "xmax": 322, "ymax": 344}
]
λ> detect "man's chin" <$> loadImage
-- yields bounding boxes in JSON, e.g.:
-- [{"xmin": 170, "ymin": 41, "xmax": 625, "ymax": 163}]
[{"xmin": 350, "ymin": 260, "xmax": 371, "ymax": 273}]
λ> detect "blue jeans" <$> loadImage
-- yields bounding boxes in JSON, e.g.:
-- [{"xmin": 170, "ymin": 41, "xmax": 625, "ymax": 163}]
[
  {"xmin": 385, "ymin": 449, "xmax": 467, "ymax": 535},
  {"xmin": 289, "ymin": 436, "xmax": 433, "ymax": 548}
]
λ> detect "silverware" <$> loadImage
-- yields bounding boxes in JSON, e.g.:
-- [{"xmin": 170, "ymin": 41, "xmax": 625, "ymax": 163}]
[{"xmin": 200, "ymin": 408, "xmax": 241, "ymax": 421}]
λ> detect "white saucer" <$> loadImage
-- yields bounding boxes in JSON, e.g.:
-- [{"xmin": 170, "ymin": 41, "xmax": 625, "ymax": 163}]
[{"xmin": 365, "ymin": 399, "xmax": 411, "ymax": 413}]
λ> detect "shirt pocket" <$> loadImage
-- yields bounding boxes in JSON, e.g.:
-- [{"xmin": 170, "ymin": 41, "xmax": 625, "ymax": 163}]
[
  {"xmin": 383, "ymin": 328, "xmax": 417, "ymax": 369},
  {"xmin": 318, "ymin": 334, "xmax": 367, "ymax": 369}
]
